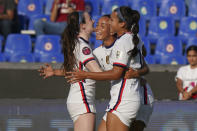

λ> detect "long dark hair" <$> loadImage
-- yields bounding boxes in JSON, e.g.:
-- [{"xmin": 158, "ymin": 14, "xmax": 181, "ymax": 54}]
[
  {"xmin": 61, "ymin": 11, "xmax": 85, "ymax": 72},
  {"xmin": 114, "ymin": 6, "xmax": 140, "ymax": 57}
]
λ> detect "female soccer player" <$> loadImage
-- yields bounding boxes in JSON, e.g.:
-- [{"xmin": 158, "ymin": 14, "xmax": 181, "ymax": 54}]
[
  {"xmin": 66, "ymin": 6, "xmax": 143, "ymax": 131},
  {"xmin": 92, "ymin": 14, "xmax": 154, "ymax": 131},
  {"xmin": 39, "ymin": 11, "xmax": 103, "ymax": 131},
  {"xmin": 176, "ymin": 45, "xmax": 197, "ymax": 100}
]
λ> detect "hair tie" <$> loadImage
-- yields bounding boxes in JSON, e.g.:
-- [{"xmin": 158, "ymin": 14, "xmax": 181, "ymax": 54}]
[
  {"xmin": 115, "ymin": 8, "xmax": 125, "ymax": 22},
  {"xmin": 131, "ymin": 23, "xmax": 136, "ymax": 31}
]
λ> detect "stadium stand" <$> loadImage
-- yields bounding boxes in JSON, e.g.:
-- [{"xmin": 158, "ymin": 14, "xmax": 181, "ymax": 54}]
[
  {"xmin": 147, "ymin": 16, "xmax": 175, "ymax": 43},
  {"xmin": 178, "ymin": 17, "xmax": 197, "ymax": 43},
  {"xmin": 159, "ymin": 0, "xmax": 186, "ymax": 21},
  {"xmin": 39, "ymin": 53, "xmax": 64, "ymax": 63},
  {"xmin": 139, "ymin": 18, "xmax": 147, "ymax": 38},
  {"xmin": 34, "ymin": 35, "xmax": 62, "ymax": 62},
  {"xmin": 9, "ymin": 53, "xmax": 35, "ymax": 63},
  {"xmin": 131, "ymin": 0, "xmax": 157, "ymax": 21},
  {"xmin": 145, "ymin": 55, "xmax": 156, "ymax": 64},
  {"xmin": 155, "ymin": 36, "xmax": 183, "ymax": 63},
  {"xmin": 17, "ymin": 0, "xmax": 43, "ymax": 29},
  {"xmin": 185, "ymin": 37, "xmax": 197, "ymax": 50},
  {"xmin": 188, "ymin": 0, "xmax": 197, "ymax": 17},
  {"xmin": 4, "ymin": 34, "xmax": 32, "ymax": 61},
  {"xmin": 28, "ymin": 14, "xmax": 50, "ymax": 30},
  {"xmin": 159, "ymin": 55, "xmax": 186, "ymax": 65}
]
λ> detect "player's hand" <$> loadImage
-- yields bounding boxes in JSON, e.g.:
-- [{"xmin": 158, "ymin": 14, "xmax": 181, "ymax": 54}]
[
  {"xmin": 124, "ymin": 68, "xmax": 139, "ymax": 79},
  {"xmin": 182, "ymin": 91, "xmax": 191, "ymax": 100},
  {"xmin": 38, "ymin": 63, "xmax": 54, "ymax": 79},
  {"xmin": 65, "ymin": 69, "xmax": 86, "ymax": 84}
]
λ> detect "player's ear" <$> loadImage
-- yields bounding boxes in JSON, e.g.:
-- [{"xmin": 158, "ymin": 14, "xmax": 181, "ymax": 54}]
[{"xmin": 119, "ymin": 21, "xmax": 126, "ymax": 28}]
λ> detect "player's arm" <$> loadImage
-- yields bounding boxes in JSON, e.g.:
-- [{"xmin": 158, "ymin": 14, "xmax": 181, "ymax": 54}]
[
  {"xmin": 50, "ymin": 0, "xmax": 59, "ymax": 22},
  {"xmin": 124, "ymin": 57, "xmax": 149, "ymax": 79},
  {"xmin": 66, "ymin": 65, "xmax": 125, "ymax": 83},
  {"xmin": 176, "ymin": 77, "xmax": 184, "ymax": 94},
  {"xmin": 38, "ymin": 63, "xmax": 65, "ymax": 79}
]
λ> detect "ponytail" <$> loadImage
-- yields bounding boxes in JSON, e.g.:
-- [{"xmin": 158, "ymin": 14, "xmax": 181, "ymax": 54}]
[
  {"xmin": 115, "ymin": 6, "xmax": 140, "ymax": 57},
  {"xmin": 61, "ymin": 12, "xmax": 85, "ymax": 72}
]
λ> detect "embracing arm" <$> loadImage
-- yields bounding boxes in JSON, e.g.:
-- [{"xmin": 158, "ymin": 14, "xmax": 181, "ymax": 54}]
[{"xmin": 125, "ymin": 57, "xmax": 149, "ymax": 79}]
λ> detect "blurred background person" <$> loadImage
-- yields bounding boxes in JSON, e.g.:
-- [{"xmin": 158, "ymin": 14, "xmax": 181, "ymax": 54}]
[
  {"xmin": 176, "ymin": 45, "xmax": 197, "ymax": 100},
  {"xmin": 0, "ymin": 0, "xmax": 15, "ymax": 39},
  {"xmin": 33, "ymin": 0, "xmax": 85, "ymax": 36}
]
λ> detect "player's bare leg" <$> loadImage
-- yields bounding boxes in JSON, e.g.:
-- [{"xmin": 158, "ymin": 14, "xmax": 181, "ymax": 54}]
[
  {"xmin": 74, "ymin": 113, "xmax": 95, "ymax": 131},
  {"xmin": 98, "ymin": 119, "xmax": 107, "ymax": 131},
  {"xmin": 106, "ymin": 112, "xmax": 129, "ymax": 131},
  {"xmin": 130, "ymin": 120, "xmax": 146, "ymax": 131}
]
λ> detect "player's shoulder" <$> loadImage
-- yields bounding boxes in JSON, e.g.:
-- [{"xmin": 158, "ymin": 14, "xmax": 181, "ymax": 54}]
[
  {"xmin": 178, "ymin": 65, "xmax": 190, "ymax": 72},
  {"xmin": 93, "ymin": 45, "xmax": 104, "ymax": 56}
]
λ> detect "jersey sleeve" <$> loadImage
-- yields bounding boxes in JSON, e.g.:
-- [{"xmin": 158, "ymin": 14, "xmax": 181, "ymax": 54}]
[
  {"xmin": 176, "ymin": 67, "xmax": 184, "ymax": 81},
  {"xmin": 79, "ymin": 43, "xmax": 95, "ymax": 66},
  {"xmin": 112, "ymin": 38, "xmax": 134, "ymax": 68}
]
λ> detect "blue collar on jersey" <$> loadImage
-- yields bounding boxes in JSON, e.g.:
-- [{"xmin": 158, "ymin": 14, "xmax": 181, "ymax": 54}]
[
  {"xmin": 79, "ymin": 37, "xmax": 89, "ymax": 44},
  {"xmin": 104, "ymin": 40, "xmax": 116, "ymax": 49}
]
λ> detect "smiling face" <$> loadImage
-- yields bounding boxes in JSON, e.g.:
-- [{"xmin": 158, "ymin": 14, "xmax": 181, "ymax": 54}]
[
  {"xmin": 187, "ymin": 50, "xmax": 197, "ymax": 67},
  {"xmin": 95, "ymin": 16, "xmax": 111, "ymax": 41}
]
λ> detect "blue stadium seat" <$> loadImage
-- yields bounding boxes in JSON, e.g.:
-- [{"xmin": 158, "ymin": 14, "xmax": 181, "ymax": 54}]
[
  {"xmin": 131, "ymin": 0, "xmax": 157, "ymax": 21},
  {"xmin": 44, "ymin": 0, "xmax": 53, "ymax": 15},
  {"xmin": 155, "ymin": 36, "xmax": 183, "ymax": 63},
  {"xmin": 28, "ymin": 14, "xmax": 50, "ymax": 30},
  {"xmin": 178, "ymin": 17, "xmax": 197, "ymax": 43},
  {"xmin": 17, "ymin": 0, "xmax": 43, "ymax": 29},
  {"xmin": 145, "ymin": 55, "xmax": 156, "ymax": 64},
  {"xmin": 17, "ymin": 0, "xmax": 43, "ymax": 17},
  {"xmin": 159, "ymin": 0, "xmax": 186, "ymax": 21},
  {"xmin": 34, "ymin": 35, "xmax": 62, "ymax": 61},
  {"xmin": 0, "ymin": 53, "xmax": 5, "ymax": 62},
  {"xmin": 101, "ymin": 0, "xmax": 128, "ymax": 15},
  {"xmin": 160, "ymin": 55, "xmax": 186, "ymax": 65},
  {"xmin": 39, "ymin": 53, "xmax": 64, "ymax": 63},
  {"xmin": 9, "ymin": 53, "xmax": 35, "ymax": 63},
  {"xmin": 139, "ymin": 17, "xmax": 146, "ymax": 37},
  {"xmin": 85, "ymin": 0, "xmax": 100, "ymax": 16},
  {"xmin": 4, "ymin": 34, "xmax": 32, "ymax": 61},
  {"xmin": 141, "ymin": 37, "xmax": 151, "ymax": 55},
  {"xmin": 185, "ymin": 37, "xmax": 197, "ymax": 51},
  {"xmin": 188, "ymin": 0, "xmax": 197, "ymax": 17},
  {"xmin": 147, "ymin": 16, "xmax": 175, "ymax": 43}
]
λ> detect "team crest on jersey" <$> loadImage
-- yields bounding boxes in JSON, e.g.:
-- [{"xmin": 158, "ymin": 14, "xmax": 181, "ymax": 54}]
[
  {"xmin": 116, "ymin": 51, "xmax": 120, "ymax": 58},
  {"xmin": 82, "ymin": 47, "xmax": 91, "ymax": 55},
  {"xmin": 106, "ymin": 55, "xmax": 110, "ymax": 64}
]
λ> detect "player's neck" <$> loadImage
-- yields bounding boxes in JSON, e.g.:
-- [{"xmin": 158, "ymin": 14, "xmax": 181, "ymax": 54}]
[
  {"xmin": 103, "ymin": 36, "xmax": 116, "ymax": 47},
  {"xmin": 78, "ymin": 32, "xmax": 89, "ymax": 42},
  {"xmin": 190, "ymin": 64, "xmax": 197, "ymax": 69},
  {"xmin": 117, "ymin": 29, "xmax": 128, "ymax": 37}
]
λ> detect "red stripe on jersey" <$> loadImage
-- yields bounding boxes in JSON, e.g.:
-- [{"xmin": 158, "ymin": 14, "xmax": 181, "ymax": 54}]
[
  {"xmin": 83, "ymin": 57, "xmax": 95, "ymax": 66},
  {"xmin": 112, "ymin": 79, "xmax": 127, "ymax": 111},
  {"xmin": 144, "ymin": 85, "xmax": 148, "ymax": 105},
  {"xmin": 78, "ymin": 82, "xmax": 91, "ymax": 113}
]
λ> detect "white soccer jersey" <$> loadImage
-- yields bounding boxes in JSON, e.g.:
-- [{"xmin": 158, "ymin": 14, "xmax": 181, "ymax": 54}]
[
  {"xmin": 93, "ymin": 43, "xmax": 114, "ymax": 71},
  {"xmin": 176, "ymin": 65, "xmax": 197, "ymax": 100},
  {"xmin": 109, "ymin": 33, "xmax": 141, "ymax": 103},
  {"xmin": 67, "ymin": 37, "xmax": 96, "ymax": 113}
]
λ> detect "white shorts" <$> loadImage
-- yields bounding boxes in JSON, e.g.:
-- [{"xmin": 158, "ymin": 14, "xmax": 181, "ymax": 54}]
[
  {"xmin": 67, "ymin": 103, "xmax": 96, "ymax": 122},
  {"xmin": 103, "ymin": 101, "xmax": 140, "ymax": 127},
  {"xmin": 136, "ymin": 103, "xmax": 154, "ymax": 126}
]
